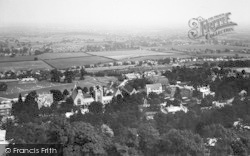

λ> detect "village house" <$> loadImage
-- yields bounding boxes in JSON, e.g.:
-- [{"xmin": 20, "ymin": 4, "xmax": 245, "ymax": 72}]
[
  {"xmin": 124, "ymin": 73, "xmax": 141, "ymax": 80},
  {"xmin": 161, "ymin": 104, "xmax": 188, "ymax": 114},
  {"xmin": 18, "ymin": 77, "xmax": 37, "ymax": 84},
  {"xmin": 134, "ymin": 61, "xmax": 140, "ymax": 65},
  {"xmin": 197, "ymin": 86, "xmax": 215, "ymax": 98},
  {"xmin": 120, "ymin": 85, "xmax": 138, "ymax": 95},
  {"xmin": 108, "ymin": 62, "xmax": 114, "ymax": 66},
  {"xmin": 0, "ymin": 103, "xmax": 12, "ymax": 116},
  {"xmin": 146, "ymin": 83, "xmax": 163, "ymax": 95},
  {"xmin": 116, "ymin": 61, "xmax": 123, "ymax": 66},
  {"xmin": 143, "ymin": 71, "xmax": 157, "ymax": 77}
]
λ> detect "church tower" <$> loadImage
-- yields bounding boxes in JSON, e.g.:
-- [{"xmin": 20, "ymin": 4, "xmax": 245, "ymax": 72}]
[{"xmin": 94, "ymin": 85, "xmax": 103, "ymax": 103}]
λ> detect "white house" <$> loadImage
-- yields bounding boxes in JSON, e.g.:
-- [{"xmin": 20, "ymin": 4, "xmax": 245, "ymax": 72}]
[
  {"xmin": 0, "ymin": 103, "xmax": 12, "ymax": 116},
  {"xmin": 197, "ymin": 86, "xmax": 215, "ymax": 98},
  {"xmin": 65, "ymin": 108, "xmax": 89, "ymax": 118},
  {"xmin": 125, "ymin": 73, "xmax": 141, "ymax": 80},
  {"xmin": 0, "ymin": 130, "xmax": 8, "ymax": 156},
  {"xmin": 19, "ymin": 77, "xmax": 37, "ymax": 84},
  {"xmin": 162, "ymin": 105, "xmax": 188, "ymax": 114},
  {"xmin": 146, "ymin": 83, "xmax": 163, "ymax": 95}
]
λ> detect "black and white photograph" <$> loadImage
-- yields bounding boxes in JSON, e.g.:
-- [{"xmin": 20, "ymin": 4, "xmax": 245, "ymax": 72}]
[{"xmin": 0, "ymin": 0, "xmax": 250, "ymax": 155}]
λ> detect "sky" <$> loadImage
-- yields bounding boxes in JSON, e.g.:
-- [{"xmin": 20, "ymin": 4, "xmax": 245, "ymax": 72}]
[{"xmin": 0, "ymin": 0, "xmax": 249, "ymax": 30}]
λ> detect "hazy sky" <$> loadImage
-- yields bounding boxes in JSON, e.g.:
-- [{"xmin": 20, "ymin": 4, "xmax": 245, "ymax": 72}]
[{"xmin": 0, "ymin": 0, "xmax": 249, "ymax": 30}]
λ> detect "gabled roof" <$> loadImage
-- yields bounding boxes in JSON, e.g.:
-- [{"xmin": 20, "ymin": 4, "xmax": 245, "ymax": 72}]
[
  {"xmin": 71, "ymin": 89, "xmax": 78, "ymax": 100},
  {"xmin": 123, "ymin": 85, "xmax": 134, "ymax": 93},
  {"xmin": 114, "ymin": 88, "xmax": 123, "ymax": 97},
  {"xmin": 121, "ymin": 85, "xmax": 137, "ymax": 95}
]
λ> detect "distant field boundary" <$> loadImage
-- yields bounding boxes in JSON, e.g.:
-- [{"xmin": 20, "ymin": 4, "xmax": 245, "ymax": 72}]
[
  {"xmin": 40, "ymin": 59, "xmax": 56, "ymax": 69},
  {"xmin": 85, "ymin": 52, "xmax": 117, "ymax": 61},
  {"xmin": 40, "ymin": 53, "xmax": 117, "ymax": 62},
  {"xmin": 42, "ymin": 55, "xmax": 94, "ymax": 61}
]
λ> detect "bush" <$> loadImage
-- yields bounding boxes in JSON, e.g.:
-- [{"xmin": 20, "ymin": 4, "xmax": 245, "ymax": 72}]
[{"xmin": 0, "ymin": 82, "xmax": 7, "ymax": 91}]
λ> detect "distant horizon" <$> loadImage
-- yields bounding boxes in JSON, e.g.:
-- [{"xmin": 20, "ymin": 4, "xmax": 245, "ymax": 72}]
[{"xmin": 1, "ymin": 0, "xmax": 250, "ymax": 33}]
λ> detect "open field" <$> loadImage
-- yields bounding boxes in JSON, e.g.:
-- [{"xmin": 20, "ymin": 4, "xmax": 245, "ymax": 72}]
[
  {"xmin": 38, "ymin": 52, "xmax": 91, "ymax": 60},
  {"xmin": 45, "ymin": 56, "xmax": 113, "ymax": 69},
  {"xmin": 0, "ymin": 60, "xmax": 52, "ymax": 71},
  {"xmin": 0, "ymin": 56, "xmax": 36, "ymax": 62},
  {"xmin": 0, "ymin": 76, "xmax": 118, "ymax": 99},
  {"xmin": 120, "ymin": 53, "xmax": 191, "ymax": 61},
  {"xmin": 87, "ymin": 50, "xmax": 173, "ymax": 60},
  {"xmin": 86, "ymin": 65, "xmax": 135, "ymax": 72}
]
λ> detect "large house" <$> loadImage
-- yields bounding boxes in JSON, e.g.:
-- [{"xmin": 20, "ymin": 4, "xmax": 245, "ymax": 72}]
[
  {"xmin": 0, "ymin": 103, "xmax": 12, "ymax": 116},
  {"xmin": 146, "ymin": 83, "xmax": 163, "ymax": 95}
]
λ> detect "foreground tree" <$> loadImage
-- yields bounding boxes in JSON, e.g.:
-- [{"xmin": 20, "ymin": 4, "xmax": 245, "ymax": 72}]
[
  {"xmin": 158, "ymin": 129, "xmax": 205, "ymax": 156},
  {"xmin": 89, "ymin": 101, "xmax": 103, "ymax": 114}
]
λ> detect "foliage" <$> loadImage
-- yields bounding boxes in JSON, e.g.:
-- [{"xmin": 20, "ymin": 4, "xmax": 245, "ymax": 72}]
[{"xmin": 0, "ymin": 82, "xmax": 7, "ymax": 91}]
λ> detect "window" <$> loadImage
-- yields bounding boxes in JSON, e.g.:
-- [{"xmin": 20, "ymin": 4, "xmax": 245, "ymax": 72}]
[{"xmin": 77, "ymin": 99, "xmax": 81, "ymax": 105}]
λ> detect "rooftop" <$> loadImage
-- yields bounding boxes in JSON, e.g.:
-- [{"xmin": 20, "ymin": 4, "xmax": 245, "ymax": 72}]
[{"xmin": 146, "ymin": 83, "xmax": 162, "ymax": 90}]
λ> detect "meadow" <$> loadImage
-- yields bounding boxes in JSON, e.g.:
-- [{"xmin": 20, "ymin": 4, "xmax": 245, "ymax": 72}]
[
  {"xmin": 45, "ymin": 56, "xmax": 113, "ymax": 69},
  {"xmin": 87, "ymin": 50, "xmax": 173, "ymax": 60},
  {"xmin": 0, "ymin": 60, "xmax": 52, "ymax": 71},
  {"xmin": 38, "ymin": 52, "xmax": 91, "ymax": 60},
  {"xmin": 0, "ymin": 55, "xmax": 36, "ymax": 62}
]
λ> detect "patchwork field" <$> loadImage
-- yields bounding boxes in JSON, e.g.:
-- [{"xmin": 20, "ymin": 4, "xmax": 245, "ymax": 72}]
[
  {"xmin": 45, "ymin": 56, "xmax": 113, "ymax": 69},
  {"xmin": 87, "ymin": 50, "xmax": 173, "ymax": 60},
  {"xmin": 38, "ymin": 52, "xmax": 91, "ymax": 60},
  {"xmin": 120, "ymin": 53, "xmax": 190, "ymax": 61},
  {"xmin": 0, "ymin": 56, "xmax": 36, "ymax": 62},
  {"xmin": 0, "ymin": 76, "xmax": 117, "ymax": 99},
  {"xmin": 0, "ymin": 60, "xmax": 52, "ymax": 71}
]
